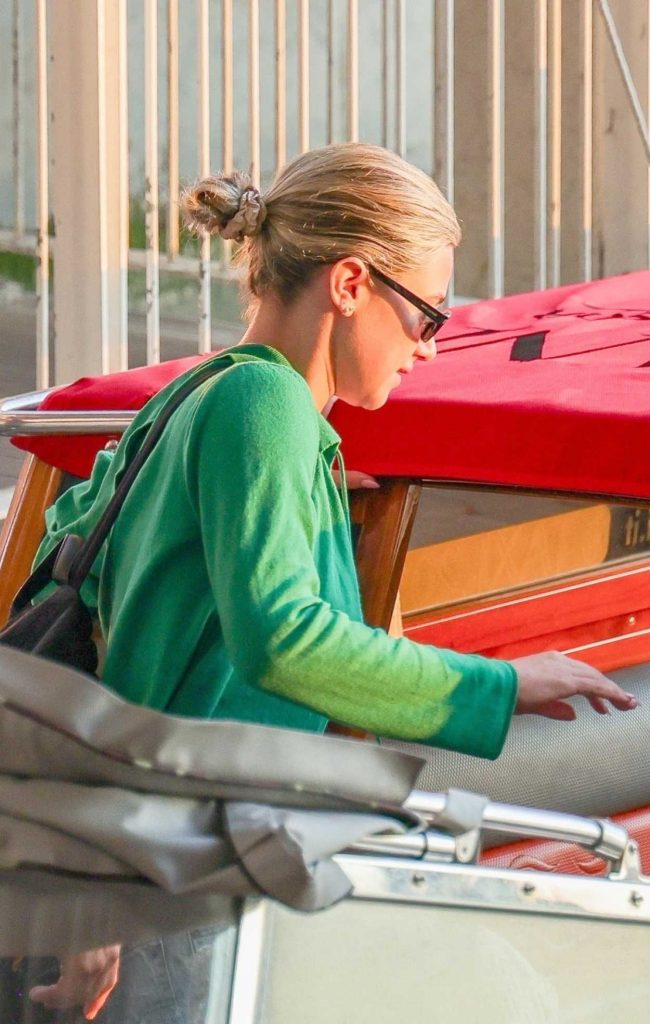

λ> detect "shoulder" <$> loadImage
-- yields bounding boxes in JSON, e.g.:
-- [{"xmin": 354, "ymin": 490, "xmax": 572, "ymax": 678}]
[{"xmin": 185, "ymin": 357, "xmax": 320, "ymax": 453}]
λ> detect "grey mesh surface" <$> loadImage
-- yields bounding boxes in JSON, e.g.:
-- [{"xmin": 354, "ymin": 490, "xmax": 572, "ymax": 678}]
[{"xmin": 382, "ymin": 663, "xmax": 650, "ymax": 842}]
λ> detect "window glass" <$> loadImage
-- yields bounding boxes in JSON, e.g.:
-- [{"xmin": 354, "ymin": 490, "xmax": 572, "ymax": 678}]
[{"xmin": 401, "ymin": 486, "xmax": 650, "ymax": 615}]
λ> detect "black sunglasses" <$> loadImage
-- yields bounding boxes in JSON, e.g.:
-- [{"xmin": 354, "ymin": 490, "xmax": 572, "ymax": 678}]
[{"xmin": 369, "ymin": 265, "xmax": 450, "ymax": 341}]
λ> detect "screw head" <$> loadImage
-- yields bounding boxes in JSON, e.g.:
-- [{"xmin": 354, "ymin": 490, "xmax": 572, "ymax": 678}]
[
  {"xmin": 521, "ymin": 882, "xmax": 536, "ymax": 895},
  {"xmin": 630, "ymin": 890, "xmax": 644, "ymax": 907},
  {"xmin": 411, "ymin": 873, "xmax": 426, "ymax": 887}
]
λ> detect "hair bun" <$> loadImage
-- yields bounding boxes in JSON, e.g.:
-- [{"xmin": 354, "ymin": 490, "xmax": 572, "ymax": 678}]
[{"xmin": 181, "ymin": 172, "xmax": 267, "ymax": 241}]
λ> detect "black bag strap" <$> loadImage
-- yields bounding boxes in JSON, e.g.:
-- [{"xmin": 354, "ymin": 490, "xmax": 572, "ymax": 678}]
[
  {"xmin": 22, "ymin": 354, "xmax": 230, "ymax": 604},
  {"xmin": 11, "ymin": 542, "xmax": 64, "ymax": 612}
]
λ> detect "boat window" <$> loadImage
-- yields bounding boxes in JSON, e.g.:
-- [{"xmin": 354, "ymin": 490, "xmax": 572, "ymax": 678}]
[{"xmin": 401, "ymin": 486, "xmax": 650, "ymax": 616}]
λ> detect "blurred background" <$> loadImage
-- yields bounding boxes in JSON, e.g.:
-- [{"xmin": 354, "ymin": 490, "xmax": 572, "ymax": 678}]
[{"xmin": 0, "ymin": 0, "xmax": 649, "ymax": 517}]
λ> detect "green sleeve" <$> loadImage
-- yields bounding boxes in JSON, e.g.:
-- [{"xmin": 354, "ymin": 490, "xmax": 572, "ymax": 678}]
[{"xmin": 186, "ymin": 362, "xmax": 518, "ymax": 760}]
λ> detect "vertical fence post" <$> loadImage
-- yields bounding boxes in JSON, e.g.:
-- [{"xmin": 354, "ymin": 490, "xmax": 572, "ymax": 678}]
[
  {"xmin": 197, "ymin": 0, "xmax": 211, "ymax": 353},
  {"xmin": 144, "ymin": 0, "xmax": 160, "ymax": 364},
  {"xmin": 249, "ymin": 0, "xmax": 261, "ymax": 187},
  {"xmin": 489, "ymin": 0, "xmax": 505, "ymax": 298},
  {"xmin": 395, "ymin": 0, "xmax": 406, "ymax": 157},
  {"xmin": 583, "ymin": 0, "xmax": 593, "ymax": 281},
  {"xmin": 35, "ymin": 0, "xmax": 49, "ymax": 389},
  {"xmin": 107, "ymin": 0, "xmax": 129, "ymax": 371},
  {"xmin": 49, "ymin": 0, "xmax": 129, "ymax": 383},
  {"xmin": 276, "ymin": 0, "xmax": 286, "ymax": 168},
  {"xmin": 327, "ymin": 0, "xmax": 335, "ymax": 144},
  {"xmin": 167, "ymin": 0, "xmax": 180, "ymax": 260},
  {"xmin": 298, "ymin": 0, "xmax": 310, "ymax": 153},
  {"xmin": 12, "ymin": 0, "xmax": 24, "ymax": 242},
  {"xmin": 550, "ymin": 0, "xmax": 562, "ymax": 286},
  {"xmin": 535, "ymin": 0, "xmax": 548, "ymax": 290},
  {"xmin": 348, "ymin": 0, "xmax": 359, "ymax": 141}
]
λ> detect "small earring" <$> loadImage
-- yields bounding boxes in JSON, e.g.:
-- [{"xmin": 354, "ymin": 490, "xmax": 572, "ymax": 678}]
[{"xmin": 341, "ymin": 302, "xmax": 354, "ymax": 316}]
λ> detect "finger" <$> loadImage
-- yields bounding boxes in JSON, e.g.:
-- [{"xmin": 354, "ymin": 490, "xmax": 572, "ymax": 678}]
[
  {"xmin": 572, "ymin": 673, "xmax": 639, "ymax": 710},
  {"xmin": 531, "ymin": 700, "xmax": 577, "ymax": 721},
  {"xmin": 29, "ymin": 982, "xmax": 77, "ymax": 1010},
  {"xmin": 344, "ymin": 470, "xmax": 380, "ymax": 490},
  {"xmin": 587, "ymin": 695, "xmax": 610, "ymax": 715},
  {"xmin": 586, "ymin": 688, "xmax": 638, "ymax": 711}
]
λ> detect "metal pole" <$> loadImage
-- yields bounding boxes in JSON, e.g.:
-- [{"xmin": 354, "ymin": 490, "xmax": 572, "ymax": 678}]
[
  {"xmin": 275, "ymin": 0, "xmax": 286, "ymax": 168},
  {"xmin": 223, "ymin": 0, "xmax": 234, "ymax": 173},
  {"xmin": 489, "ymin": 0, "xmax": 505, "ymax": 298},
  {"xmin": 109, "ymin": 0, "xmax": 129, "ymax": 372},
  {"xmin": 430, "ymin": 0, "xmax": 436, "ymax": 178},
  {"xmin": 550, "ymin": 0, "xmax": 562, "ymax": 286},
  {"xmin": 167, "ymin": 0, "xmax": 180, "ymax": 259},
  {"xmin": 298, "ymin": 0, "xmax": 310, "ymax": 153},
  {"xmin": 583, "ymin": 0, "xmax": 593, "ymax": 281},
  {"xmin": 347, "ymin": 0, "xmax": 359, "ymax": 141},
  {"xmin": 197, "ymin": 0, "xmax": 211, "ymax": 354},
  {"xmin": 327, "ymin": 0, "xmax": 335, "ymax": 144},
  {"xmin": 222, "ymin": 0, "xmax": 234, "ymax": 266},
  {"xmin": 382, "ymin": 0, "xmax": 389, "ymax": 149},
  {"xmin": 535, "ymin": 0, "xmax": 548, "ymax": 290},
  {"xmin": 144, "ymin": 0, "xmax": 161, "ymax": 364},
  {"xmin": 12, "ymin": 0, "xmax": 24, "ymax": 241},
  {"xmin": 35, "ymin": 0, "xmax": 49, "ymax": 389},
  {"xmin": 395, "ymin": 0, "xmax": 406, "ymax": 157},
  {"xmin": 445, "ymin": 0, "xmax": 455, "ymax": 305},
  {"xmin": 249, "ymin": 0, "xmax": 261, "ymax": 187}
]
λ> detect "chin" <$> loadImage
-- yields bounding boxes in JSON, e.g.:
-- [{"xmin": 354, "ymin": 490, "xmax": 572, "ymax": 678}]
[
  {"xmin": 358, "ymin": 390, "xmax": 391, "ymax": 412},
  {"xmin": 337, "ymin": 383, "xmax": 392, "ymax": 411}
]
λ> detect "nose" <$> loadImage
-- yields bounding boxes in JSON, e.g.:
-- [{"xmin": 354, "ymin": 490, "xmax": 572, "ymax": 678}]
[{"xmin": 416, "ymin": 336, "xmax": 437, "ymax": 362}]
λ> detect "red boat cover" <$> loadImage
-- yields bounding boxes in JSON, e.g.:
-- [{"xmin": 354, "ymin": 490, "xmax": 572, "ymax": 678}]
[{"xmin": 12, "ymin": 271, "xmax": 650, "ymax": 496}]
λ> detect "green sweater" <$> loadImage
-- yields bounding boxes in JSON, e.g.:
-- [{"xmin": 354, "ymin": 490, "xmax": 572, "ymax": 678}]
[{"xmin": 38, "ymin": 344, "xmax": 517, "ymax": 757}]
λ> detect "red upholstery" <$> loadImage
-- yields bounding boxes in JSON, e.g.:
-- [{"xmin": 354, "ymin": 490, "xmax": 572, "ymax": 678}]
[
  {"xmin": 12, "ymin": 272, "xmax": 650, "ymax": 497},
  {"xmin": 12, "ymin": 354, "xmax": 208, "ymax": 478},
  {"xmin": 481, "ymin": 805, "xmax": 650, "ymax": 875}
]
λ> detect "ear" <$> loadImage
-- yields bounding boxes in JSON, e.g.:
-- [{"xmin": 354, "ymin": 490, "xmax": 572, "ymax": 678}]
[{"xmin": 328, "ymin": 257, "xmax": 370, "ymax": 315}]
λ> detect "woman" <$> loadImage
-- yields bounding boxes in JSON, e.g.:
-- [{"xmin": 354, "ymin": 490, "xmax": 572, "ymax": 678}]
[{"xmin": 29, "ymin": 143, "xmax": 637, "ymax": 1018}]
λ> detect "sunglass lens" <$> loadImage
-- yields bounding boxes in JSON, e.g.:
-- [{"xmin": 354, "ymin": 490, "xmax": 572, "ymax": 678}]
[{"xmin": 421, "ymin": 321, "xmax": 438, "ymax": 342}]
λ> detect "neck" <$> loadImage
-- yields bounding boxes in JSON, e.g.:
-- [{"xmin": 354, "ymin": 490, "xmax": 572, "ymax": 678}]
[{"xmin": 239, "ymin": 291, "xmax": 335, "ymax": 411}]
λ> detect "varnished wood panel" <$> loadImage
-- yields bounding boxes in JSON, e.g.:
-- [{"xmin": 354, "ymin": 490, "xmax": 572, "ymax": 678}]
[
  {"xmin": 0, "ymin": 456, "xmax": 62, "ymax": 628},
  {"xmin": 351, "ymin": 479, "xmax": 421, "ymax": 631}
]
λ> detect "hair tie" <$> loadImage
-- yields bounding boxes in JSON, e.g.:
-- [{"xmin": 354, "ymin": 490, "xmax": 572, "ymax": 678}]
[{"xmin": 220, "ymin": 187, "xmax": 267, "ymax": 241}]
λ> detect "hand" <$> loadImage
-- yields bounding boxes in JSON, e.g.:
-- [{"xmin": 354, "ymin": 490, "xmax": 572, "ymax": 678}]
[
  {"xmin": 511, "ymin": 651, "xmax": 639, "ymax": 721},
  {"xmin": 29, "ymin": 945, "xmax": 121, "ymax": 1020},
  {"xmin": 332, "ymin": 469, "xmax": 380, "ymax": 490}
]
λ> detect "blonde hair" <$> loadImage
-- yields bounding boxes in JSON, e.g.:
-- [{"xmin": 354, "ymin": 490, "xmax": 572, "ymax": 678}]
[{"xmin": 181, "ymin": 143, "xmax": 460, "ymax": 311}]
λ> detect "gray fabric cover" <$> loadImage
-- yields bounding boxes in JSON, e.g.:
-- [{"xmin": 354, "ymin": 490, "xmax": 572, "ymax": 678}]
[
  {"xmin": 0, "ymin": 646, "xmax": 423, "ymax": 808},
  {"xmin": 0, "ymin": 647, "xmax": 427, "ymax": 953},
  {"xmin": 383, "ymin": 663, "xmax": 650, "ymax": 844}
]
